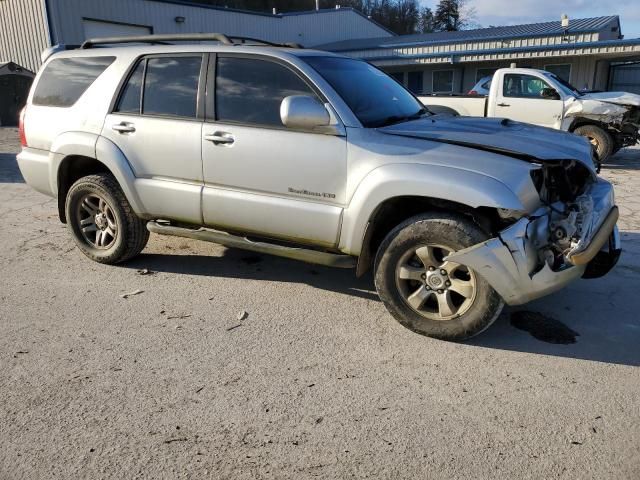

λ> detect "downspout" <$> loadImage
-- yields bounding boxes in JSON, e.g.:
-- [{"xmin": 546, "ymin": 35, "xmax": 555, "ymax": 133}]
[{"xmin": 43, "ymin": 0, "xmax": 54, "ymax": 46}]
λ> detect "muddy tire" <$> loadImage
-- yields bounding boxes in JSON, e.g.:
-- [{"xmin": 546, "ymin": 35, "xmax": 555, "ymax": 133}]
[
  {"xmin": 574, "ymin": 124, "xmax": 613, "ymax": 163},
  {"xmin": 65, "ymin": 174, "xmax": 149, "ymax": 264},
  {"xmin": 374, "ymin": 212, "xmax": 504, "ymax": 341}
]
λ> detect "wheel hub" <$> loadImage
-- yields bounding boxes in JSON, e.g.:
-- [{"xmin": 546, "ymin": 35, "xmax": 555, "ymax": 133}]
[
  {"xmin": 426, "ymin": 271, "xmax": 446, "ymax": 289},
  {"xmin": 95, "ymin": 213, "xmax": 108, "ymax": 230}
]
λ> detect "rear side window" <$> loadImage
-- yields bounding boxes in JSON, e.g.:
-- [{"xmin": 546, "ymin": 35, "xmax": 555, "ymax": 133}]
[
  {"xmin": 33, "ymin": 56, "xmax": 115, "ymax": 107},
  {"xmin": 215, "ymin": 57, "xmax": 317, "ymax": 127},
  {"xmin": 115, "ymin": 56, "xmax": 201, "ymax": 118}
]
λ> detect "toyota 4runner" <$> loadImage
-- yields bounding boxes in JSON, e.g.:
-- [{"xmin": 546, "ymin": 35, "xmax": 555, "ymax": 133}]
[{"xmin": 17, "ymin": 34, "xmax": 621, "ymax": 340}]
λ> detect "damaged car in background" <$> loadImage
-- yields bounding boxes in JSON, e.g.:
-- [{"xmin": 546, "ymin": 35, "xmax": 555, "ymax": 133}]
[
  {"xmin": 17, "ymin": 38, "xmax": 621, "ymax": 341},
  {"xmin": 424, "ymin": 67, "xmax": 640, "ymax": 162}
]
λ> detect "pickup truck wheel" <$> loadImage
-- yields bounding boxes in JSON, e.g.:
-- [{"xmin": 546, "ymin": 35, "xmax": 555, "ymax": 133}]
[
  {"xmin": 574, "ymin": 125, "xmax": 613, "ymax": 162},
  {"xmin": 65, "ymin": 174, "xmax": 149, "ymax": 264},
  {"xmin": 374, "ymin": 213, "xmax": 504, "ymax": 341}
]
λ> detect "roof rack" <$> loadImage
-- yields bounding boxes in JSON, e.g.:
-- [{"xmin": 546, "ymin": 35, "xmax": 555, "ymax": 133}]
[{"xmin": 80, "ymin": 33, "xmax": 302, "ymax": 49}]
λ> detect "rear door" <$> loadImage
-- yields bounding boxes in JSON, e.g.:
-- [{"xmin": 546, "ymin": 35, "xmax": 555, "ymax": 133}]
[
  {"xmin": 491, "ymin": 72, "xmax": 564, "ymax": 129},
  {"xmin": 102, "ymin": 54, "xmax": 205, "ymax": 224},
  {"xmin": 200, "ymin": 54, "xmax": 346, "ymax": 247}
]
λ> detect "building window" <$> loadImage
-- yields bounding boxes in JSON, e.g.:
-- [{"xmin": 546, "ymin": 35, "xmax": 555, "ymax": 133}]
[
  {"xmin": 389, "ymin": 72, "xmax": 404, "ymax": 85},
  {"xmin": 475, "ymin": 68, "xmax": 497, "ymax": 82},
  {"xmin": 433, "ymin": 70, "xmax": 454, "ymax": 93},
  {"xmin": 407, "ymin": 71, "xmax": 423, "ymax": 94},
  {"xmin": 544, "ymin": 64, "xmax": 572, "ymax": 83}
]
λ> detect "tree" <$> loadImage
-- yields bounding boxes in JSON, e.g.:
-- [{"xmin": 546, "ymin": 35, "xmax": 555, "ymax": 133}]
[
  {"xmin": 417, "ymin": 6, "xmax": 435, "ymax": 33},
  {"xmin": 433, "ymin": 0, "xmax": 477, "ymax": 32}
]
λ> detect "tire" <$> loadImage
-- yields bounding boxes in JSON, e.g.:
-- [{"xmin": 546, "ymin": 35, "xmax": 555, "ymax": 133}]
[
  {"xmin": 65, "ymin": 173, "xmax": 149, "ymax": 264},
  {"xmin": 374, "ymin": 212, "xmax": 504, "ymax": 341},
  {"xmin": 574, "ymin": 125, "xmax": 613, "ymax": 163}
]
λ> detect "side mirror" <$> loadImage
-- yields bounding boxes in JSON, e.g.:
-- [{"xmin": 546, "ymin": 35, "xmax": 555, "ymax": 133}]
[
  {"xmin": 280, "ymin": 95, "xmax": 330, "ymax": 130},
  {"xmin": 541, "ymin": 88, "xmax": 560, "ymax": 100}
]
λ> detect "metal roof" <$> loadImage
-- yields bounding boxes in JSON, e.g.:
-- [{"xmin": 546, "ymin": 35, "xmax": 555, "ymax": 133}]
[{"xmin": 317, "ymin": 15, "xmax": 621, "ymax": 52}]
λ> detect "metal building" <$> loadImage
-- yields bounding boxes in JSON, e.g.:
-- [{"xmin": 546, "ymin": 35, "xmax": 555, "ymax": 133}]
[
  {"xmin": 318, "ymin": 16, "xmax": 640, "ymax": 94},
  {"xmin": 0, "ymin": 0, "xmax": 393, "ymax": 73}
]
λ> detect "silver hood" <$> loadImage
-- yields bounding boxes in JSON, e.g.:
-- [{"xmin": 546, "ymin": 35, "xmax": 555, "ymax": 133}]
[
  {"xmin": 580, "ymin": 91, "xmax": 640, "ymax": 107},
  {"xmin": 379, "ymin": 115, "xmax": 596, "ymax": 173}
]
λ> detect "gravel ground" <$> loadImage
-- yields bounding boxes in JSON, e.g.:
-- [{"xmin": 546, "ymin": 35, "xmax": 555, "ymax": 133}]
[{"xmin": 1, "ymin": 127, "xmax": 639, "ymax": 479}]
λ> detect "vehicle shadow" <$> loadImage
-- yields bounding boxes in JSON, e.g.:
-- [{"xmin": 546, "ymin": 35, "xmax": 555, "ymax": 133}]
[
  {"xmin": 602, "ymin": 147, "xmax": 640, "ymax": 171},
  {"xmin": 124, "ymin": 249, "xmax": 380, "ymax": 302},
  {"xmin": 123, "ymin": 230, "xmax": 640, "ymax": 367},
  {"xmin": 469, "ymin": 230, "xmax": 640, "ymax": 367}
]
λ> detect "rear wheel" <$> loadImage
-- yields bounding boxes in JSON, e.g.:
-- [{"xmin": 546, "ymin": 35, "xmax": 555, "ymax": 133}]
[
  {"xmin": 374, "ymin": 213, "xmax": 504, "ymax": 341},
  {"xmin": 65, "ymin": 173, "xmax": 149, "ymax": 264},
  {"xmin": 574, "ymin": 124, "xmax": 613, "ymax": 163}
]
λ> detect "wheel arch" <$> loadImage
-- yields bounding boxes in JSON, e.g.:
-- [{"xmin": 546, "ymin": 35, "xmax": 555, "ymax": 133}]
[
  {"xmin": 52, "ymin": 135, "xmax": 146, "ymax": 222},
  {"xmin": 338, "ymin": 163, "xmax": 532, "ymax": 276}
]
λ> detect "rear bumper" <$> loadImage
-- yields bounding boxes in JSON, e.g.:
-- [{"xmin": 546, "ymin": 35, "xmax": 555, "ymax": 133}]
[{"xmin": 16, "ymin": 148, "xmax": 54, "ymax": 197}]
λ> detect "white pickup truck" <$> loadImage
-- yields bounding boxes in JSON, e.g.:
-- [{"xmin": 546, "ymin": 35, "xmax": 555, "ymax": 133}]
[{"xmin": 421, "ymin": 67, "xmax": 640, "ymax": 162}]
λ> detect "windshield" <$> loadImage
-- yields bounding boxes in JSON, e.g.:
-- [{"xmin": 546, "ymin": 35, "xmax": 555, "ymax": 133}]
[
  {"xmin": 303, "ymin": 56, "xmax": 427, "ymax": 128},
  {"xmin": 543, "ymin": 72, "xmax": 582, "ymax": 97}
]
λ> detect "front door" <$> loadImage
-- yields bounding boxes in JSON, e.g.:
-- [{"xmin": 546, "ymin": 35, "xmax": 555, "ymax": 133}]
[
  {"xmin": 495, "ymin": 72, "xmax": 564, "ymax": 129},
  {"xmin": 201, "ymin": 54, "xmax": 347, "ymax": 247},
  {"xmin": 102, "ymin": 54, "xmax": 205, "ymax": 223}
]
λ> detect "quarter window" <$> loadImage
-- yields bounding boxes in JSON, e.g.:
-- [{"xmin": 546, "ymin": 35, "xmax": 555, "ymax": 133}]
[
  {"xmin": 33, "ymin": 56, "xmax": 115, "ymax": 107},
  {"xmin": 215, "ymin": 57, "xmax": 317, "ymax": 127},
  {"xmin": 142, "ymin": 57, "xmax": 201, "ymax": 118},
  {"xmin": 503, "ymin": 74, "xmax": 553, "ymax": 98}
]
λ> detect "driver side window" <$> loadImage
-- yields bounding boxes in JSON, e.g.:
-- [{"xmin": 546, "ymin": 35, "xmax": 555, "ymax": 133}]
[{"xmin": 503, "ymin": 74, "xmax": 554, "ymax": 99}]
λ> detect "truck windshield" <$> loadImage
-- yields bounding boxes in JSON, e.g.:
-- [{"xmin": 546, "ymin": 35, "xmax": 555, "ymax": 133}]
[
  {"xmin": 303, "ymin": 56, "xmax": 427, "ymax": 128},
  {"xmin": 543, "ymin": 72, "xmax": 582, "ymax": 97}
]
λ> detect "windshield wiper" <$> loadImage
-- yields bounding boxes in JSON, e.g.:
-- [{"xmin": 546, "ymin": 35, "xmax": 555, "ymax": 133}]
[{"xmin": 374, "ymin": 109, "xmax": 427, "ymax": 128}]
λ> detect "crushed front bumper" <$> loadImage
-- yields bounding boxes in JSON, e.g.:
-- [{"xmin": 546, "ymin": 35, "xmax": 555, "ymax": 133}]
[{"xmin": 446, "ymin": 179, "xmax": 621, "ymax": 306}]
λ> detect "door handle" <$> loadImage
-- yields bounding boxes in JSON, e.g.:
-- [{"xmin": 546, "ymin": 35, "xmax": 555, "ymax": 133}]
[
  {"xmin": 204, "ymin": 132, "xmax": 234, "ymax": 145},
  {"xmin": 112, "ymin": 123, "xmax": 136, "ymax": 133},
  {"xmin": 497, "ymin": 103, "xmax": 511, "ymax": 107}
]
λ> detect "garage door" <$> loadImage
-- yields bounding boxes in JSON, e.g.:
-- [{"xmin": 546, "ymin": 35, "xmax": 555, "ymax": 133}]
[
  {"xmin": 83, "ymin": 19, "xmax": 152, "ymax": 40},
  {"xmin": 610, "ymin": 63, "xmax": 640, "ymax": 94}
]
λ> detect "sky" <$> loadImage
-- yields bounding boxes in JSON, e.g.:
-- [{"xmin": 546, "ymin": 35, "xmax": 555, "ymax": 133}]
[{"xmin": 429, "ymin": 0, "xmax": 640, "ymax": 39}]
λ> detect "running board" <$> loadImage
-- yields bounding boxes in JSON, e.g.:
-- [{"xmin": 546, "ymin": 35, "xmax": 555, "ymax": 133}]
[{"xmin": 147, "ymin": 221, "xmax": 356, "ymax": 269}]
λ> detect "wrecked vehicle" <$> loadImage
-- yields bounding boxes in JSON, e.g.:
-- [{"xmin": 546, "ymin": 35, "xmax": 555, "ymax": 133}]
[
  {"xmin": 17, "ymin": 35, "xmax": 621, "ymax": 341},
  {"xmin": 423, "ymin": 67, "xmax": 640, "ymax": 162}
]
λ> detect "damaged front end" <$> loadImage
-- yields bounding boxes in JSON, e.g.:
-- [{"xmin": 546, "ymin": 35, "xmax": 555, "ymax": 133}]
[{"xmin": 446, "ymin": 162, "xmax": 621, "ymax": 305}]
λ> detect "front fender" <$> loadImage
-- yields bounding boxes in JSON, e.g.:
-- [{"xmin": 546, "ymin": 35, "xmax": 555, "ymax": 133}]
[{"xmin": 339, "ymin": 163, "xmax": 534, "ymax": 256}]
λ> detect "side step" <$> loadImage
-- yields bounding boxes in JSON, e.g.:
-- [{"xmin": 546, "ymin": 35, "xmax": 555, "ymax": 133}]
[{"xmin": 147, "ymin": 221, "xmax": 356, "ymax": 269}]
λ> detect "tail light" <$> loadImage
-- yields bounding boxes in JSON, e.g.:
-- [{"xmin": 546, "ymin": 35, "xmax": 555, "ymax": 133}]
[
  {"xmin": 18, "ymin": 107, "xmax": 27, "ymax": 147},
  {"xmin": 468, "ymin": 90, "xmax": 478, "ymax": 95}
]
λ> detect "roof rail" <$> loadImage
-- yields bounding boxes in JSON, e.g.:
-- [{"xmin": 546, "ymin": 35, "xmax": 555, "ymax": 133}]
[{"xmin": 80, "ymin": 33, "xmax": 302, "ymax": 49}]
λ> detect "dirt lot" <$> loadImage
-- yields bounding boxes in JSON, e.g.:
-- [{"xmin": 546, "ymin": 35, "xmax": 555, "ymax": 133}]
[{"xmin": 1, "ymin": 127, "xmax": 639, "ymax": 479}]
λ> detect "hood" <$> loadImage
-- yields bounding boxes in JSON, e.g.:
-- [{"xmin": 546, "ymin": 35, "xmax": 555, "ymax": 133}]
[
  {"xmin": 580, "ymin": 91, "xmax": 640, "ymax": 108},
  {"xmin": 379, "ymin": 115, "xmax": 596, "ymax": 172}
]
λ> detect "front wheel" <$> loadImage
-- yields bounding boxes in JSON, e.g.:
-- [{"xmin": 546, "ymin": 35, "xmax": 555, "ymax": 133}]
[
  {"xmin": 374, "ymin": 213, "xmax": 504, "ymax": 341},
  {"xmin": 574, "ymin": 124, "xmax": 613, "ymax": 163},
  {"xmin": 65, "ymin": 173, "xmax": 149, "ymax": 264}
]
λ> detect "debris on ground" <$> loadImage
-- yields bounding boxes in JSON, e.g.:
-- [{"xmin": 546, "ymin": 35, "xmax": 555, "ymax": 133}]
[
  {"xmin": 510, "ymin": 311, "xmax": 579, "ymax": 344},
  {"xmin": 137, "ymin": 268, "xmax": 157, "ymax": 276},
  {"xmin": 226, "ymin": 324, "xmax": 242, "ymax": 332},
  {"xmin": 167, "ymin": 314, "xmax": 191, "ymax": 320},
  {"xmin": 121, "ymin": 289, "xmax": 144, "ymax": 299},
  {"xmin": 12, "ymin": 350, "xmax": 29, "ymax": 358},
  {"xmin": 237, "ymin": 310, "xmax": 248, "ymax": 321}
]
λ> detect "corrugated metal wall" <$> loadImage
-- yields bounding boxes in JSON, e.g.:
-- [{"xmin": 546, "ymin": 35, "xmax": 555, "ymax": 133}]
[
  {"xmin": 0, "ymin": 0, "xmax": 49, "ymax": 72},
  {"xmin": 46, "ymin": 0, "xmax": 390, "ymax": 47},
  {"xmin": 383, "ymin": 56, "xmax": 604, "ymax": 95}
]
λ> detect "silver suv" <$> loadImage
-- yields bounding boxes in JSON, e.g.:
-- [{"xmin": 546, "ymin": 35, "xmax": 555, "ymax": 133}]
[{"xmin": 17, "ymin": 34, "xmax": 621, "ymax": 340}]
